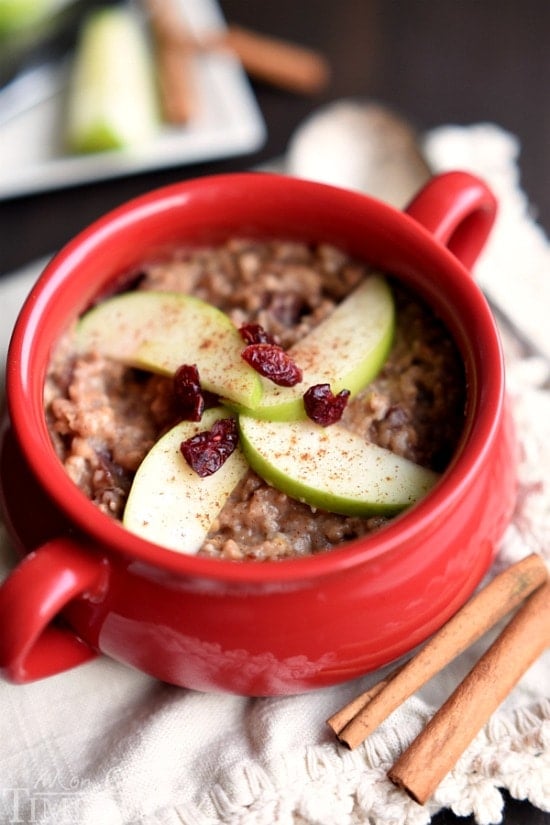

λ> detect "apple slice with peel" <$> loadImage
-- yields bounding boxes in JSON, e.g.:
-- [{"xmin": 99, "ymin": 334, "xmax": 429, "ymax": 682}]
[
  {"xmin": 65, "ymin": 7, "xmax": 160, "ymax": 153},
  {"xmin": 238, "ymin": 415, "xmax": 440, "ymax": 517},
  {"xmin": 76, "ymin": 291, "xmax": 262, "ymax": 408},
  {"xmin": 123, "ymin": 408, "xmax": 248, "ymax": 554},
  {"xmin": 234, "ymin": 275, "xmax": 395, "ymax": 421}
]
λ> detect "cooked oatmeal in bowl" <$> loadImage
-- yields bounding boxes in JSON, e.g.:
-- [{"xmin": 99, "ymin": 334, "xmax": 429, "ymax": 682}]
[
  {"xmin": 45, "ymin": 238, "xmax": 465, "ymax": 561},
  {"xmin": 0, "ymin": 172, "xmax": 517, "ymax": 692}
]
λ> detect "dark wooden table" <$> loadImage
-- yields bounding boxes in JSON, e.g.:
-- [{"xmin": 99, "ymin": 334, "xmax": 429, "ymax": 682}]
[{"xmin": 1, "ymin": 2, "xmax": 549, "ymax": 822}]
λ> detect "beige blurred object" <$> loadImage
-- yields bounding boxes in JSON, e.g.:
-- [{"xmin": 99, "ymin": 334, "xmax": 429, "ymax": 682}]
[{"xmin": 286, "ymin": 99, "xmax": 432, "ymax": 208}]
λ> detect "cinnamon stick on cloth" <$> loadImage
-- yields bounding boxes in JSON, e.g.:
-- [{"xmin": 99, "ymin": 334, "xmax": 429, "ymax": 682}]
[
  {"xmin": 389, "ymin": 577, "xmax": 550, "ymax": 804},
  {"xmin": 328, "ymin": 553, "xmax": 548, "ymax": 748},
  {"xmin": 326, "ymin": 662, "xmax": 405, "ymax": 734}
]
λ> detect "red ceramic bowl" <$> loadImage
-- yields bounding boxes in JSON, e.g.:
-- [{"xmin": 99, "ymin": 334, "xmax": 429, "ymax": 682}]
[{"xmin": 0, "ymin": 171, "xmax": 517, "ymax": 694}]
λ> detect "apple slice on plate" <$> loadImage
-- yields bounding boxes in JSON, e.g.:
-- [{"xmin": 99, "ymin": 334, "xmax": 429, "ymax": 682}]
[
  {"xmin": 234, "ymin": 274, "xmax": 395, "ymax": 421},
  {"xmin": 123, "ymin": 408, "xmax": 248, "ymax": 554},
  {"xmin": 65, "ymin": 6, "xmax": 160, "ymax": 153},
  {"xmin": 76, "ymin": 291, "xmax": 263, "ymax": 408},
  {"xmin": 239, "ymin": 415, "xmax": 440, "ymax": 517}
]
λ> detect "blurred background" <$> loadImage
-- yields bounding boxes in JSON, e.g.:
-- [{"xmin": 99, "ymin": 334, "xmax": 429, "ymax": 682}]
[{"xmin": 0, "ymin": 0, "xmax": 548, "ymax": 276}]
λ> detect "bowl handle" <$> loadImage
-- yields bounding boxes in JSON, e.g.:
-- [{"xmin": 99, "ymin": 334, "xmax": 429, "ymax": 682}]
[
  {"xmin": 404, "ymin": 170, "xmax": 497, "ymax": 270},
  {"xmin": 0, "ymin": 537, "xmax": 107, "ymax": 683}
]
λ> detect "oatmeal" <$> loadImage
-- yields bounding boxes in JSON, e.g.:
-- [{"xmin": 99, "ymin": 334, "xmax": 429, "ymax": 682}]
[{"xmin": 45, "ymin": 239, "xmax": 465, "ymax": 560}]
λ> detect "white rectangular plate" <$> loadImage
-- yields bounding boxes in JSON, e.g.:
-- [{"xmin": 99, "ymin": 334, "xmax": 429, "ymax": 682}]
[{"xmin": 0, "ymin": 0, "xmax": 266, "ymax": 200}]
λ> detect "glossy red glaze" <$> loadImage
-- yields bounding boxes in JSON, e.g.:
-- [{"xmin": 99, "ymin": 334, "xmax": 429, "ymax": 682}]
[{"xmin": 0, "ymin": 172, "xmax": 518, "ymax": 694}]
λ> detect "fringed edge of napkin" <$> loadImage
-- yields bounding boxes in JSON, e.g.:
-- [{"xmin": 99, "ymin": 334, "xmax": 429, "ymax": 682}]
[{"xmin": 145, "ymin": 699, "xmax": 548, "ymax": 825}]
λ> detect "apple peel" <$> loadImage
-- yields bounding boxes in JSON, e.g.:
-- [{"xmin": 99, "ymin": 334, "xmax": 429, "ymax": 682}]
[
  {"xmin": 232, "ymin": 274, "xmax": 395, "ymax": 421},
  {"xmin": 76, "ymin": 291, "xmax": 263, "ymax": 409},
  {"xmin": 123, "ymin": 408, "xmax": 248, "ymax": 554},
  {"xmin": 238, "ymin": 416, "xmax": 440, "ymax": 517}
]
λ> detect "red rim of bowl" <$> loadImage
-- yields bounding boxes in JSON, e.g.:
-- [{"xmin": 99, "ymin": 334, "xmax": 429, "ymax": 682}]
[{"xmin": 5, "ymin": 173, "xmax": 505, "ymax": 584}]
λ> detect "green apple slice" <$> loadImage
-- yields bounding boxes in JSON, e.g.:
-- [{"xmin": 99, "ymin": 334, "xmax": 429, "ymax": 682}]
[
  {"xmin": 65, "ymin": 7, "xmax": 159, "ymax": 153},
  {"xmin": 76, "ymin": 291, "xmax": 263, "ymax": 408},
  {"xmin": 123, "ymin": 408, "xmax": 248, "ymax": 554},
  {"xmin": 234, "ymin": 275, "xmax": 395, "ymax": 421},
  {"xmin": 238, "ymin": 415, "xmax": 440, "ymax": 517}
]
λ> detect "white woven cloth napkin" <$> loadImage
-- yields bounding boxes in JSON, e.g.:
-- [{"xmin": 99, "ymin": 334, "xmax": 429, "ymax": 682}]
[{"xmin": 0, "ymin": 123, "xmax": 549, "ymax": 825}]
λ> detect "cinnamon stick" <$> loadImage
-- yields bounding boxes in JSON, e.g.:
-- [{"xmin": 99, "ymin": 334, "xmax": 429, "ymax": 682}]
[
  {"xmin": 143, "ymin": 0, "xmax": 330, "ymax": 96},
  {"xmin": 328, "ymin": 554, "xmax": 547, "ymax": 749},
  {"xmin": 388, "ymin": 578, "xmax": 550, "ymax": 804},
  {"xmin": 143, "ymin": 0, "xmax": 197, "ymax": 123},
  {"xmin": 213, "ymin": 24, "xmax": 330, "ymax": 95},
  {"xmin": 154, "ymin": 42, "xmax": 196, "ymax": 124},
  {"xmin": 326, "ymin": 663, "xmax": 405, "ymax": 733}
]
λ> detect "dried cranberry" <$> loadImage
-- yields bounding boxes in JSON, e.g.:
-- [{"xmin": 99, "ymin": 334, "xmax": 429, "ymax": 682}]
[
  {"xmin": 238, "ymin": 322, "xmax": 276, "ymax": 345},
  {"xmin": 181, "ymin": 417, "xmax": 239, "ymax": 477},
  {"xmin": 173, "ymin": 364, "xmax": 204, "ymax": 422},
  {"xmin": 303, "ymin": 383, "xmax": 350, "ymax": 426},
  {"xmin": 241, "ymin": 344, "xmax": 303, "ymax": 387}
]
